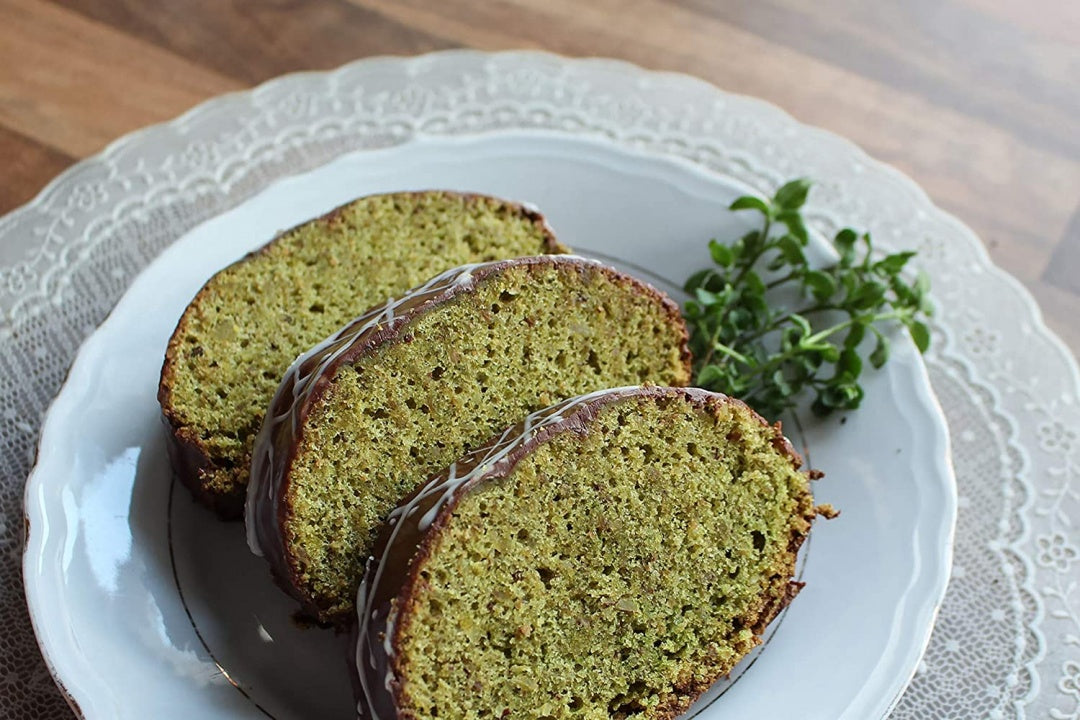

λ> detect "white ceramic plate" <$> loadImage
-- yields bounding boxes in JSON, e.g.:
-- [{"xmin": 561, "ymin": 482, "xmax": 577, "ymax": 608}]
[{"xmin": 24, "ymin": 131, "xmax": 955, "ymax": 719}]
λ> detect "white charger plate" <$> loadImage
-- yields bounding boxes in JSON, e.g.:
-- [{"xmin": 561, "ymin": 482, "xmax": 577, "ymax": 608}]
[{"xmin": 23, "ymin": 131, "xmax": 955, "ymax": 719}]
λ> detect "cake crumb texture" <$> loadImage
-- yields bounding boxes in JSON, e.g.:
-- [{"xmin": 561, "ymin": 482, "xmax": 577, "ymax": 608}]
[
  {"xmin": 394, "ymin": 394, "xmax": 813, "ymax": 719},
  {"xmin": 160, "ymin": 191, "xmax": 562, "ymax": 516},
  {"xmin": 284, "ymin": 261, "xmax": 689, "ymax": 623}
]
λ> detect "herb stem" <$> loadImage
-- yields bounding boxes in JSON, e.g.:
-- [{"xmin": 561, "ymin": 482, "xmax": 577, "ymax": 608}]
[
  {"xmin": 697, "ymin": 321, "xmax": 725, "ymax": 370},
  {"xmin": 734, "ymin": 304, "xmax": 845, "ymax": 346},
  {"xmin": 710, "ymin": 342, "xmax": 752, "ymax": 365},
  {"xmin": 765, "ymin": 271, "xmax": 796, "ymax": 289},
  {"xmin": 802, "ymin": 310, "xmax": 908, "ymax": 346},
  {"xmin": 733, "ymin": 217, "xmax": 772, "ymax": 286}
]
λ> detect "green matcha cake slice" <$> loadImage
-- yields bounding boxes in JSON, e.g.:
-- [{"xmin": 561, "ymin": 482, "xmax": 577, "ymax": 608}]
[
  {"xmin": 158, "ymin": 191, "xmax": 565, "ymax": 518},
  {"xmin": 354, "ymin": 386, "xmax": 829, "ymax": 720},
  {"xmin": 246, "ymin": 256, "xmax": 692, "ymax": 625}
]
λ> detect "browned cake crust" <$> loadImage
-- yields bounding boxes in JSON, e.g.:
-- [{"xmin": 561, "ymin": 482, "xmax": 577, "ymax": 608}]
[
  {"xmin": 245, "ymin": 256, "xmax": 692, "ymax": 621},
  {"xmin": 157, "ymin": 191, "xmax": 563, "ymax": 519},
  {"xmin": 352, "ymin": 386, "xmax": 822, "ymax": 720}
]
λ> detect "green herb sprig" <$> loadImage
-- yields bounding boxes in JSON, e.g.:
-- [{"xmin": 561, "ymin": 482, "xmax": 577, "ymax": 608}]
[{"xmin": 683, "ymin": 179, "xmax": 933, "ymax": 421}]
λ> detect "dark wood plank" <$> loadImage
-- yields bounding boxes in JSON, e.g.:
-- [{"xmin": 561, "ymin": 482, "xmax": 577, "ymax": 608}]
[
  {"xmin": 0, "ymin": 125, "xmax": 74, "ymax": 215},
  {"xmin": 673, "ymin": 0, "xmax": 1080, "ymax": 161},
  {"xmin": 349, "ymin": 0, "xmax": 1080, "ymax": 358},
  {"xmin": 50, "ymin": 0, "xmax": 460, "ymax": 85},
  {"xmin": 1, "ymin": 0, "xmax": 1077, "ymax": 358},
  {"xmin": 0, "ymin": 0, "xmax": 241, "ymax": 156},
  {"xmin": 348, "ymin": 0, "xmax": 1080, "ymax": 278}
]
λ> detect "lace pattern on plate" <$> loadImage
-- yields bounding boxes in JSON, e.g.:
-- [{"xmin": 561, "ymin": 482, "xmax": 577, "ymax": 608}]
[{"xmin": 1, "ymin": 51, "xmax": 1077, "ymax": 719}]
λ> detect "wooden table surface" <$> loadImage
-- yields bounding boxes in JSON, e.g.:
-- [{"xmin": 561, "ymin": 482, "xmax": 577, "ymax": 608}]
[{"xmin": 3, "ymin": 0, "xmax": 1079, "ymax": 356}]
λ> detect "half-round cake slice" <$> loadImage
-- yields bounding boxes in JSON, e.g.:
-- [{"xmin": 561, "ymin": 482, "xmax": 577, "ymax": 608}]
[
  {"xmin": 246, "ymin": 256, "xmax": 692, "ymax": 625},
  {"xmin": 354, "ymin": 386, "xmax": 828, "ymax": 720},
  {"xmin": 159, "ymin": 191, "xmax": 565, "ymax": 518}
]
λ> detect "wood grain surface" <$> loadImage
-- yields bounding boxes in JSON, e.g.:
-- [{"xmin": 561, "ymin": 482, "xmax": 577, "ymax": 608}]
[{"xmin": 1, "ymin": 0, "xmax": 1078, "ymax": 355}]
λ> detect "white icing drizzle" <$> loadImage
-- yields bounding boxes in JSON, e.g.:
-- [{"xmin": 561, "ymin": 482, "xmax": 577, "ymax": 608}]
[
  {"xmin": 245, "ymin": 255, "xmax": 603, "ymax": 556},
  {"xmin": 352, "ymin": 385, "xmax": 719, "ymax": 719},
  {"xmin": 244, "ymin": 260, "xmax": 489, "ymax": 555}
]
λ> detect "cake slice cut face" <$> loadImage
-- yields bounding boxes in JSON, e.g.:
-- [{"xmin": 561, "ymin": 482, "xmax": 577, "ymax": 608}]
[
  {"xmin": 354, "ymin": 386, "xmax": 822, "ymax": 720},
  {"xmin": 158, "ymin": 191, "xmax": 565, "ymax": 519},
  {"xmin": 246, "ymin": 256, "xmax": 692, "ymax": 625}
]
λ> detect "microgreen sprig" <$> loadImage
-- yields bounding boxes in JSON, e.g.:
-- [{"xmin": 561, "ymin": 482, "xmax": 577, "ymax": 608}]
[{"xmin": 683, "ymin": 179, "xmax": 933, "ymax": 421}]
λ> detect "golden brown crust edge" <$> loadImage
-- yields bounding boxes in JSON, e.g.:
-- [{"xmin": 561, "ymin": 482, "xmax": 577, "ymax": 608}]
[{"xmin": 156, "ymin": 191, "xmax": 565, "ymax": 520}]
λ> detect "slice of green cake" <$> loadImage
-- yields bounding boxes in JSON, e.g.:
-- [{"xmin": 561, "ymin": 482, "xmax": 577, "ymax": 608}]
[
  {"xmin": 246, "ymin": 256, "xmax": 692, "ymax": 625},
  {"xmin": 354, "ymin": 386, "xmax": 828, "ymax": 720},
  {"xmin": 158, "ymin": 191, "xmax": 565, "ymax": 518}
]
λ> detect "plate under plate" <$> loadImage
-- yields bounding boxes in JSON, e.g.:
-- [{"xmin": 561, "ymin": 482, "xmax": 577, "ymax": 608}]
[{"xmin": 24, "ymin": 132, "xmax": 955, "ymax": 719}]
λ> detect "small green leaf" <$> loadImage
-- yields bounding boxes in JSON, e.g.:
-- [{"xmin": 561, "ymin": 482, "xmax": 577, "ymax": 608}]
[
  {"xmin": 915, "ymin": 270, "xmax": 931, "ymax": 298},
  {"xmin": 776, "ymin": 210, "xmax": 809, "ymax": 244},
  {"xmin": 819, "ymin": 383, "xmax": 862, "ymax": 411},
  {"xmin": 844, "ymin": 321, "xmax": 866, "ymax": 349},
  {"xmin": 745, "ymin": 294, "xmax": 770, "ymax": 324},
  {"xmin": 838, "ymin": 348, "xmax": 863, "ymax": 379},
  {"xmin": 774, "ymin": 178, "xmax": 812, "ymax": 210},
  {"xmin": 683, "ymin": 268, "xmax": 714, "ymax": 293},
  {"xmin": 741, "ymin": 230, "xmax": 764, "ymax": 257},
  {"xmin": 729, "ymin": 195, "xmax": 771, "ymax": 215},
  {"xmin": 890, "ymin": 275, "xmax": 915, "ymax": 306},
  {"xmin": 850, "ymin": 280, "xmax": 888, "ymax": 310},
  {"xmin": 910, "ymin": 321, "xmax": 931, "ymax": 353},
  {"xmin": 697, "ymin": 365, "xmax": 726, "ymax": 388},
  {"xmin": 835, "ymin": 228, "xmax": 858, "ymax": 266},
  {"xmin": 781, "ymin": 326, "xmax": 799, "ymax": 352},
  {"xmin": 749, "ymin": 344, "xmax": 770, "ymax": 367},
  {"xmin": 771, "ymin": 370, "xmax": 793, "ymax": 397},
  {"xmin": 913, "ymin": 271, "xmax": 933, "ymax": 314},
  {"xmin": 837, "ymin": 383, "xmax": 864, "ymax": 408},
  {"xmin": 730, "ymin": 236, "xmax": 746, "ymax": 258},
  {"xmin": 776, "ymin": 235, "xmax": 806, "ymax": 266},
  {"xmin": 869, "ymin": 335, "xmax": 890, "ymax": 368},
  {"xmin": 790, "ymin": 313, "xmax": 812, "ymax": 338},
  {"xmin": 839, "ymin": 269, "xmax": 858, "ymax": 296},
  {"xmin": 708, "ymin": 240, "xmax": 735, "ymax": 267},
  {"xmin": 800, "ymin": 352, "xmax": 823, "ymax": 373},
  {"xmin": 835, "ymin": 228, "xmax": 857, "ymax": 247},
  {"xmin": 695, "ymin": 287, "xmax": 721, "ymax": 305},
  {"xmin": 728, "ymin": 308, "xmax": 753, "ymax": 332},
  {"xmin": 804, "ymin": 270, "xmax": 836, "ymax": 302},
  {"xmin": 819, "ymin": 343, "xmax": 841, "ymax": 363},
  {"xmin": 744, "ymin": 271, "xmax": 766, "ymax": 297},
  {"xmin": 874, "ymin": 251, "xmax": 916, "ymax": 276},
  {"xmin": 713, "ymin": 275, "xmax": 731, "ymax": 294}
]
